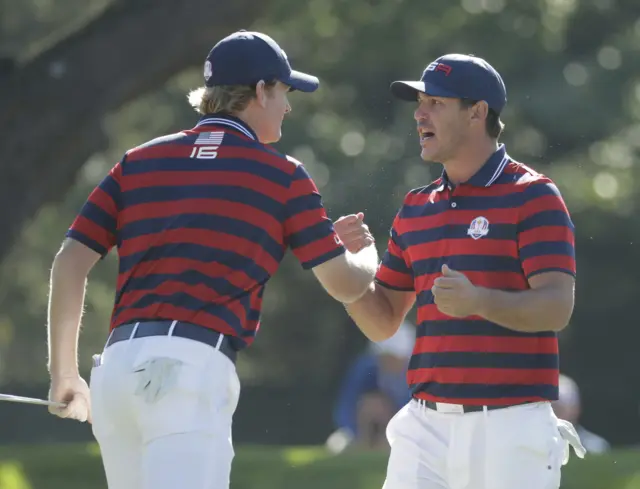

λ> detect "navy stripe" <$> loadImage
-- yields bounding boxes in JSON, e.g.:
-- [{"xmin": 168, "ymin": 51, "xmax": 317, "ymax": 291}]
[
  {"xmin": 121, "ymin": 185, "xmax": 284, "ymax": 218},
  {"xmin": 375, "ymin": 278, "xmax": 414, "ymax": 292},
  {"xmin": 522, "ymin": 181, "xmax": 563, "ymax": 201},
  {"xmin": 401, "ymin": 200, "xmax": 450, "ymax": 218},
  {"xmin": 121, "ymin": 271, "xmax": 247, "ymax": 298},
  {"xmin": 410, "ymin": 382, "xmax": 558, "ymax": 400},
  {"xmin": 409, "ymin": 352, "xmax": 559, "ymax": 370},
  {"xmin": 114, "ymin": 292, "xmax": 243, "ymax": 329},
  {"xmin": 402, "ymin": 223, "xmax": 516, "ymax": 245},
  {"xmin": 301, "ymin": 246, "xmax": 346, "ymax": 270},
  {"xmin": 519, "ymin": 241, "xmax": 574, "ymax": 261},
  {"xmin": 416, "ymin": 319, "xmax": 556, "ymax": 338},
  {"xmin": 519, "ymin": 210, "xmax": 574, "ymax": 233},
  {"xmin": 125, "ymin": 157, "xmax": 291, "ymax": 187},
  {"xmin": 412, "ymin": 255, "xmax": 521, "ymax": 277},
  {"xmin": 289, "ymin": 221, "xmax": 335, "ymax": 249},
  {"xmin": 247, "ymin": 308, "xmax": 261, "ymax": 322},
  {"xmin": 100, "ymin": 173, "xmax": 122, "ymax": 210},
  {"xmin": 120, "ymin": 214, "xmax": 285, "ymax": 263},
  {"xmin": 65, "ymin": 230, "xmax": 108, "ymax": 256},
  {"xmin": 381, "ymin": 253, "xmax": 412, "ymax": 275},
  {"xmin": 80, "ymin": 202, "xmax": 117, "ymax": 235},
  {"xmin": 284, "ymin": 194, "xmax": 323, "ymax": 219},
  {"xmin": 119, "ymin": 244, "xmax": 271, "ymax": 282},
  {"xmin": 132, "ymin": 133, "xmax": 193, "ymax": 149},
  {"xmin": 391, "ymin": 229, "xmax": 407, "ymax": 251},
  {"xmin": 401, "ymin": 193, "xmax": 523, "ymax": 218}
]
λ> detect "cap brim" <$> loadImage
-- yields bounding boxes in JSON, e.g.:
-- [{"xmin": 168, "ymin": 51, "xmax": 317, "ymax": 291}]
[
  {"xmin": 390, "ymin": 81, "xmax": 461, "ymax": 101},
  {"xmin": 285, "ymin": 70, "xmax": 319, "ymax": 93}
]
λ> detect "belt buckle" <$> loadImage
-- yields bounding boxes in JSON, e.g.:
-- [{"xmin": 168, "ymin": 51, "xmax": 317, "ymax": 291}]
[{"xmin": 435, "ymin": 402, "xmax": 464, "ymax": 414}]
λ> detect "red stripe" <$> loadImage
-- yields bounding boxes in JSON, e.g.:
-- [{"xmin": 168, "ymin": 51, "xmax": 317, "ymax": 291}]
[
  {"xmin": 218, "ymin": 146, "xmax": 294, "ymax": 173},
  {"xmin": 70, "ymin": 216, "xmax": 114, "ymax": 250},
  {"xmin": 417, "ymin": 303, "xmax": 485, "ymax": 321},
  {"xmin": 414, "ymin": 271, "xmax": 527, "ymax": 294},
  {"xmin": 293, "ymin": 235, "xmax": 343, "ymax": 265},
  {"xmin": 126, "ymin": 144, "xmax": 196, "ymax": 161},
  {"xmin": 124, "ymin": 171, "xmax": 288, "ymax": 203},
  {"xmin": 376, "ymin": 265, "xmax": 414, "ymax": 290},
  {"xmin": 113, "ymin": 305, "xmax": 238, "ymax": 336},
  {"xmin": 121, "ymin": 228, "xmax": 280, "ymax": 273},
  {"xmin": 407, "ymin": 238, "xmax": 518, "ymax": 261},
  {"xmin": 117, "ymin": 281, "xmax": 246, "ymax": 324},
  {"xmin": 520, "ymin": 195, "xmax": 569, "ymax": 220},
  {"xmin": 522, "ymin": 255, "xmax": 576, "ymax": 277},
  {"xmin": 518, "ymin": 226, "xmax": 573, "ymax": 248},
  {"xmin": 90, "ymin": 187, "xmax": 118, "ymax": 216},
  {"xmin": 122, "ymin": 258, "xmax": 255, "ymax": 291},
  {"xmin": 288, "ymin": 176, "xmax": 319, "ymax": 199},
  {"xmin": 285, "ymin": 209, "xmax": 332, "ymax": 235},
  {"xmin": 401, "ymin": 210, "xmax": 517, "ymax": 233},
  {"xmin": 120, "ymin": 199, "xmax": 282, "ymax": 240},
  {"xmin": 408, "ymin": 367, "xmax": 558, "ymax": 386},
  {"xmin": 414, "ymin": 335, "xmax": 558, "ymax": 354},
  {"xmin": 413, "ymin": 391, "xmax": 552, "ymax": 406}
]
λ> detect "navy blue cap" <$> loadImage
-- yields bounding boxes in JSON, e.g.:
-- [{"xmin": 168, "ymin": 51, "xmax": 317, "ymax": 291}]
[
  {"xmin": 203, "ymin": 30, "xmax": 319, "ymax": 92},
  {"xmin": 390, "ymin": 54, "xmax": 507, "ymax": 114}
]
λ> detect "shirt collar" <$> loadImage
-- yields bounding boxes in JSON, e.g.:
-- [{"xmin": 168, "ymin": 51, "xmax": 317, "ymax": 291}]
[
  {"xmin": 195, "ymin": 113, "xmax": 257, "ymax": 141},
  {"xmin": 438, "ymin": 143, "xmax": 509, "ymax": 191}
]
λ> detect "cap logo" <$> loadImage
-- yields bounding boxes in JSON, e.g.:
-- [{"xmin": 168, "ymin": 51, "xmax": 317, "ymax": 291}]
[
  {"xmin": 426, "ymin": 62, "xmax": 452, "ymax": 76},
  {"xmin": 203, "ymin": 60, "xmax": 212, "ymax": 81}
]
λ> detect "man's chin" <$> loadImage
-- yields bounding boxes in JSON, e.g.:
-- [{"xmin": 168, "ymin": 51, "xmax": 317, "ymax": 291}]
[{"xmin": 420, "ymin": 149, "xmax": 440, "ymax": 163}]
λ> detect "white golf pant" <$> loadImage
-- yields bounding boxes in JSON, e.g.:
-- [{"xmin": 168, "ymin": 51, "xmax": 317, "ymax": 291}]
[
  {"xmin": 89, "ymin": 332, "xmax": 240, "ymax": 489},
  {"xmin": 383, "ymin": 399, "xmax": 567, "ymax": 489}
]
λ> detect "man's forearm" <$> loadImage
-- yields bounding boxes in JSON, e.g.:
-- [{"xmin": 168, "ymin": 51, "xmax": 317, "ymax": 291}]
[
  {"xmin": 344, "ymin": 283, "xmax": 400, "ymax": 342},
  {"xmin": 475, "ymin": 285, "xmax": 574, "ymax": 333},
  {"xmin": 342, "ymin": 244, "xmax": 379, "ymax": 302},
  {"xmin": 47, "ymin": 252, "xmax": 88, "ymax": 377}
]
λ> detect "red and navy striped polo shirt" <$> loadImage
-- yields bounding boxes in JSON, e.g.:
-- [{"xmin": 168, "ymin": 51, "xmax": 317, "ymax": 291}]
[
  {"xmin": 376, "ymin": 144, "xmax": 576, "ymax": 405},
  {"xmin": 67, "ymin": 114, "xmax": 345, "ymax": 350}
]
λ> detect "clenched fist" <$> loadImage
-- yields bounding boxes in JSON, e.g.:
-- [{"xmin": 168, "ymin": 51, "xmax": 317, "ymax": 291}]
[
  {"xmin": 48, "ymin": 374, "xmax": 91, "ymax": 423},
  {"xmin": 334, "ymin": 212, "xmax": 375, "ymax": 253},
  {"xmin": 432, "ymin": 264, "xmax": 482, "ymax": 318}
]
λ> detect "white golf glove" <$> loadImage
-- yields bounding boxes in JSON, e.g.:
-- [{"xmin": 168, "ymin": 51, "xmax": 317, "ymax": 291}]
[
  {"xmin": 556, "ymin": 418, "xmax": 587, "ymax": 464},
  {"xmin": 133, "ymin": 357, "xmax": 184, "ymax": 404}
]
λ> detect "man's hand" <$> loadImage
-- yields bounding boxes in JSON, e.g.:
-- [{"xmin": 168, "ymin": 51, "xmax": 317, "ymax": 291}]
[
  {"xmin": 432, "ymin": 264, "xmax": 482, "ymax": 318},
  {"xmin": 334, "ymin": 212, "xmax": 374, "ymax": 253},
  {"xmin": 48, "ymin": 375, "xmax": 91, "ymax": 423}
]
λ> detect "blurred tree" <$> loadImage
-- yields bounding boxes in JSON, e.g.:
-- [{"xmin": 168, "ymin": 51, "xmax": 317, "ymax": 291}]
[{"xmin": 0, "ymin": 0, "xmax": 267, "ymax": 262}]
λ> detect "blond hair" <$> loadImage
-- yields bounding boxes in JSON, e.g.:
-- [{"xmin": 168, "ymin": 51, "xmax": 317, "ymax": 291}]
[{"xmin": 187, "ymin": 81, "xmax": 277, "ymax": 115}]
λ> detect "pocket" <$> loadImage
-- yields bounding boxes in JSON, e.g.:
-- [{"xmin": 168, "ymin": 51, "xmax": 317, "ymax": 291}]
[
  {"xmin": 226, "ymin": 366, "xmax": 241, "ymax": 416},
  {"xmin": 385, "ymin": 402, "xmax": 410, "ymax": 444},
  {"xmin": 88, "ymin": 364, "xmax": 109, "ymax": 438}
]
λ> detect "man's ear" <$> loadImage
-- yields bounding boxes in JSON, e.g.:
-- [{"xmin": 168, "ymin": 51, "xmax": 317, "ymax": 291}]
[
  {"xmin": 470, "ymin": 100, "xmax": 489, "ymax": 124},
  {"xmin": 255, "ymin": 80, "xmax": 268, "ymax": 108}
]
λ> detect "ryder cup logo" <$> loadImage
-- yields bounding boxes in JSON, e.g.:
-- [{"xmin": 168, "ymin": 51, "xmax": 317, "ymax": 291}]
[{"xmin": 467, "ymin": 216, "xmax": 489, "ymax": 240}]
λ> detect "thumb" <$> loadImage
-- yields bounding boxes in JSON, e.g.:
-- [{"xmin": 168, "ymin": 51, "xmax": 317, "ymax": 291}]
[
  {"xmin": 356, "ymin": 212, "xmax": 364, "ymax": 220},
  {"xmin": 442, "ymin": 264, "xmax": 462, "ymax": 277}
]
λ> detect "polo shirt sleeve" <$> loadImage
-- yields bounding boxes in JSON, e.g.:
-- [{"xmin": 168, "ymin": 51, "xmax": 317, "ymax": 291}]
[
  {"xmin": 517, "ymin": 178, "xmax": 576, "ymax": 280},
  {"xmin": 66, "ymin": 159, "xmax": 123, "ymax": 258},
  {"xmin": 283, "ymin": 160, "xmax": 346, "ymax": 269},
  {"xmin": 375, "ymin": 211, "xmax": 414, "ymax": 291}
]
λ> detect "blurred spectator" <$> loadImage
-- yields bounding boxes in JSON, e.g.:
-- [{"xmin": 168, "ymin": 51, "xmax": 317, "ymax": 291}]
[
  {"xmin": 552, "ymin": 373, "xmax": 611, "ymax": 454},
  {"xmin": 326, "ymin": 321, "xmax": 414, "ymax": 453}
]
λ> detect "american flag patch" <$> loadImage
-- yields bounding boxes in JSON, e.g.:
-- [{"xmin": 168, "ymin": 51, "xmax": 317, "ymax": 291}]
[{"xmin": 194, "ymin": 131, "xmax": 224, "ymax": 145}]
